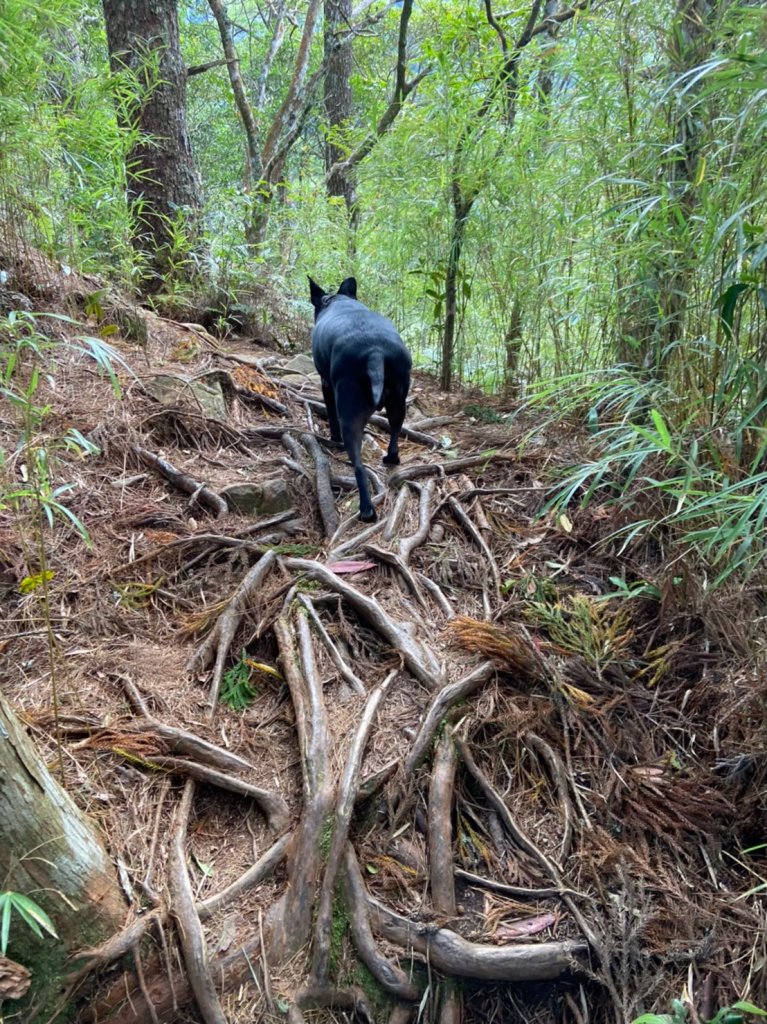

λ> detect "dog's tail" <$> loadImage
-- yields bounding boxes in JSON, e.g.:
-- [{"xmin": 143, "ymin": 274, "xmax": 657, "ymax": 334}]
[{"xmin": 367, "ymin": 350, "xmax": 384, "ymax": 408}]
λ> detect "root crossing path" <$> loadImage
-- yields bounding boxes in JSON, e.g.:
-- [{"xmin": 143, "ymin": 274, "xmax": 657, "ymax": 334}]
[{"xmin": 31, "ymin": 334, "xmax": 762, "ymax": 1024}]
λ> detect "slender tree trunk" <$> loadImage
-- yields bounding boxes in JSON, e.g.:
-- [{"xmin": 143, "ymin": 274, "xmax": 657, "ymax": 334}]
[
  {"xmin": 324, "ymin": 0, "xmax": 356, "ymax": 214},
  {"xmin": 102, "ymin": 0, "xmax": 202, "ymax": 289},
  {"xmin": 504, "ymin": 298, "xmax": 524, "ymax": 397},
  {"xmin": 441, "ymin": 194, "xmax": 474, "ymax": 392},
  {"xmin": 208, "ymin": 0, "xmax": 322, "ymax": 250},
  {"xmin": 0, "ymin": 691, "xmax": 124, "ymax": 1021},
  {"xmin": 655, "ymin": 0, "xmax": 718, "ymax": 368}
]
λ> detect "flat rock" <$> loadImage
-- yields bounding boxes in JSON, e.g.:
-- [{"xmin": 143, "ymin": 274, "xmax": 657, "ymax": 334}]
[
  {"xmin": 221, "ymin": 479, "xmax": 293, "ymax": 516},
  {"xmin": 147, "ymin": 374, "xmax": 228, "ymax": 420}
]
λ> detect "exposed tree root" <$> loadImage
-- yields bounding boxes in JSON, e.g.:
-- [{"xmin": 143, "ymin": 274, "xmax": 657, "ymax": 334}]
[
  {"xmin": 287, "ymin": 983, "xmax": 375, "ymax": 1024},
  {"xmin": 312, "ymin": 671, "xmax": 395, "ymax": 982},
  {"xmin": 299, "ymin": 431, "xmax": 340, "ymax": 536},
  {"xmin": 299, "ymin": 593, "xmax": 367, "ymax": 695},
  {"xmin": 184, "ymin": 550, "xmax": 277, "ymax": 713},
  {"xmin": 282, "ymin": 558, "xmax": 442, "ymax": 689},
  {"xmin": 342, "ymin": 844, "xmax": 422, "ymax": 1001},
  {"xmin": 382, "ymin": 481, "xmax": 411, "ymax": 541},
  {"xmin": 456, "ymin": 736, "xmax": 562, "ymax": 879},
  {"xmin": 429, "ymin": 729, "xmax": 458, "ymax": 917},
  {"xmin": 284, "ymin": 391, "xmax": 439, "ymax": 448},
  {"xmin": 143, "ymin": 756, "xmax": 289, "ymax": 832},
  {"xmin": 389, "ymin": 452, "xmax": 516, "ymax": 485},
  {"xmin": 268, "ymin": 613, "xmax": 334, "ymax": 963},
  {"xmin": 197, "ymin": 832, "xmax": 291, "ymax": 920},
  {"xmin": 447, "ymin": 494, "xmax": 501, "ymax": 602},
  {"xmin": 363, "ymin": 543, "xmax": 429, "ymax": 612},
  {"xmin": 399, "ymin": 478, "xmax": 435, "ymax": 564},
  {"xmin": 406, "ymin": 661, "xmax": 496, "ymax": 771},
  {"xmin": 525, "ymin": 730, "xmax": 575, "ymax": 863},
  {"xmin": 368, "ymin": 897, "xmax": 588, "ymax": 980},
  {"xmin": 133, "ymin": 443, "xmax": 228, "ymax": 516},
  {"xmin": 119, "ymin": 674, "xmax": 255, "ymax": 774},
  {"xmin": 453, "ymin": 869, "xmax": 577, "ymax": 900},
  {"xmin": 168, "ymin": 779, "xmax": 228, "ymax": 1024},
  {"xmin": 52, "ymin": 351, "xmax": 752, "ymax": 1024}
]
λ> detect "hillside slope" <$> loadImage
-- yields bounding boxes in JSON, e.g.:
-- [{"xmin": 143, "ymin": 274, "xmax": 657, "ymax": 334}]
[{"xmin": 1, "ymin": 259, "xmax": 765, "ymax": 1024}]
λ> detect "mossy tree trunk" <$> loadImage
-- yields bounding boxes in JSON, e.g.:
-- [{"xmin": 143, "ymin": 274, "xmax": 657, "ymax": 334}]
[{"xmin": 0, "ymin": 692, "xmax": 124, "ymax": 1021}]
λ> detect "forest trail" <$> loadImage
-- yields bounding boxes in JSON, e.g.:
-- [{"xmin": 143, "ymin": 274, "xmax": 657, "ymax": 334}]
[{"xmin": 1, "ymin": 266, "xmax": 765, "ymax": 1024}]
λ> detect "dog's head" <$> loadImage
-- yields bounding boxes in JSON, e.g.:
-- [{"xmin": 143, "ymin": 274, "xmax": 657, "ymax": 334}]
[{"xmin": 308, "ymin": 277, "xmax": 357, "ymax": 320}]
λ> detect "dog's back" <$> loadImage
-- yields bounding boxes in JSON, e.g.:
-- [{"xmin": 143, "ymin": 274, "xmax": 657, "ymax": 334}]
[
  {"xmin": 312, "ymin": 295, "xmax": 409, "ymax": 409},
  {"xmin": 309, "ymin": 277, "xmax": 411, "ymax": 521}
]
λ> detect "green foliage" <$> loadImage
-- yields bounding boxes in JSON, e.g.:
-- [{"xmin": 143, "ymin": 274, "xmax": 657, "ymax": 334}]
[
  {"xmin": 0, "ymin": 890, "xmax": 59, "ymax": 955},
  {"xmin": 0, "ymin": 312, "xmax": 128, "ymax": 543},
  {"xmin": 632, "ymin": 998, "xmax": 767, "ymax": 1024},
  {"xmin": 519, "ymin": 354, "xmax": 767, "ymax": 586},
  {"xmin": 524, "ymin": 592, "xmax": 634, "ymax": 676},
  {"xmin": 219, "ymin": 652, "xmax": 259, "ymax": 711}
]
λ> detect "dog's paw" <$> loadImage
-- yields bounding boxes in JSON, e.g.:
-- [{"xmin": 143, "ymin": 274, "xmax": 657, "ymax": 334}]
[
  {"xmin": 359, "ymin": 508, "xmax": 377, "ymax": 523},
  {"xmin": 382, "ymin": 453, "xmax": 400, "ymax": 465}
]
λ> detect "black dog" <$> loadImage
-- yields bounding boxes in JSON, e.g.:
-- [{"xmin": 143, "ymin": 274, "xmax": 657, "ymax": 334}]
[{"xmin": 309, "ymin": 276, "xmax": 411, "ymax": 522}]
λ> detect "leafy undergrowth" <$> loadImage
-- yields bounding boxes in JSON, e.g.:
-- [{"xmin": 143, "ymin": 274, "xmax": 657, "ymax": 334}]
[{"xmin": 1, "ymin": 255, "xmax": 766, "ymax": 1024}]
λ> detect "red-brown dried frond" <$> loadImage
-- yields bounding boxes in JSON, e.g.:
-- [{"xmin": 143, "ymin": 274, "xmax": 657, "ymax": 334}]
[
  {"xmin": 446, "ymin": 615, "xmax": 545, "ymax": 682},
  {"xmin": 231, "ymin": 365, "xmax": 280, "ymax": 399}
]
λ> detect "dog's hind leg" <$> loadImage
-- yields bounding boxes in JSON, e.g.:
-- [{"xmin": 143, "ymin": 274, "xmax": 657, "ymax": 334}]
[
  {"xmin": 382, "ymin": 383, "xmax": 408, "ymax": 466},
  {"xmin": 321, "ymin": 379, "xmax": 342, "ymax": 443},
  {"xmin": 337, "ymin": 383, "xmax": 376, "ymax": 521}
]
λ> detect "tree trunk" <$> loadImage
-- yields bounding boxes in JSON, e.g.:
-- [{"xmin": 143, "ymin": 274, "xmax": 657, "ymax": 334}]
[
  {"xmin": 504, "ymin": 298, "xmax": 524, "ymax": 397},
  {"xmin": 102, "ymin": 0, "xmax": 202, "ymax": 289},
  {"xmin": 324, "ymin": 0, "xmax": 356, "ymax": 214},
  {"xmin": 654, "ymin": 0, "xmax": 718, "ymax": 369},
  {"xmin": 441, "ymin": 193, "xmax": 474, "ymax": 392},
  {"xmin": 0, "ymin": 691, "xmax": 124, "ymax": 1021}
]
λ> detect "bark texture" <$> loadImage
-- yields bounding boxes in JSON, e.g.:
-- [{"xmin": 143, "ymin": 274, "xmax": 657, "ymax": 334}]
[
  {"xmin": 0, "ymin": 691, "xmax": 124, "ymax": 1020},
  {"xmin": 324, "ymin": 0, "xmax": 356, "ymax": 211},
  {"xmin": 102, "ymin": 0, "xmax": 202, "ymax": 285}
]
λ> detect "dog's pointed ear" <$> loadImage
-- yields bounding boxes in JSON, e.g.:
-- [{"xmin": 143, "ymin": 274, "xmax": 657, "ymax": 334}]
[
  {"xmin": 338, "ymin": 277, "xmax": 357, "ymax": 299},
  {"xmin": 308, "ymin": 276, "xmax": 326, "ymax": 311}
]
